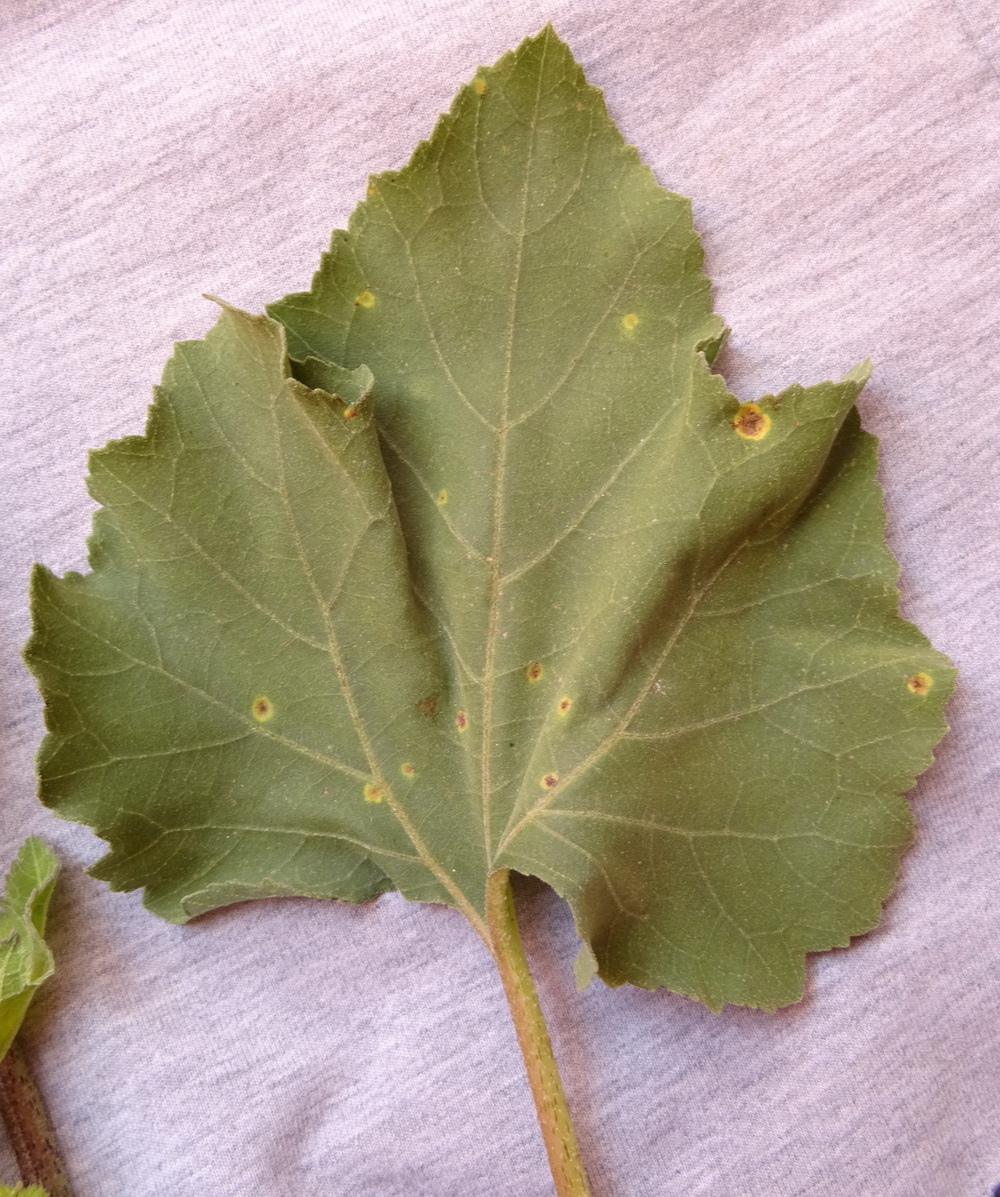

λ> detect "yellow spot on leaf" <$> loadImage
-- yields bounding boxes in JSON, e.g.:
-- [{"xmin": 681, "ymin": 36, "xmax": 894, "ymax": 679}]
[
  {"xmin": 355, "ymin": 290, "xmax": 376, "ymax": 308},
  {"xmin": 622, "ymin": 312, "xmax": 639, "ymax": 332},
  {"xmin": 557, "ymin": 696, "xmax": 572, "ymax": 715},
  {"xmin": 527, "ymin": 661, "xmax": 544, "ymax": 683},
  {"xmin": 907, "ymin": 672, "xmax": 933, "ymax": 695},
  {"xmin": 363, "ymin": 783, "xmax": 383, "ymax": 803},
  {"xmin": 456, "ymin": 709, "xmax": 468, "ymax": 732},
  {"xmin": 251, "ymin": 696, "xmax": 274, "ymax": 722},
  {"xmin": 437, "ymin": 489, "xmax": 448, "ymax": 506},
  {"xmin": 733, "ymin": 402, "xmax": 771, "ymax": 440},
  {"xmin": 367, "ymin": 182, "xmax": 377, "ymax": 198},
  {"xmin": 343, "ymin": 406, "xmax": 358, "ymax": 419},
  {"xmin": 473, "ymin": 78, "xmax": 488, "ymax": 95},
  {"xmin": 540, "ymin": 773, "xmax": 559, "ymax": 790},
  {"xmin": 400, "ymin": 762, "xmax": 416, "ymax": 779}
]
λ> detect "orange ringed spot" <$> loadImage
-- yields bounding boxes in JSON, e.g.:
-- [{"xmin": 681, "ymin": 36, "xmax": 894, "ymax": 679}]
[
  {"xmin": 733, "ymin": 402, "xmax": 771, "ymax": 440},
  {"xmin": 473, "ymin": 78, "xmax": 488, "ymax": 95},
  {"xmin": 400, "ymin": 762, "xmax": 416, "ymax": 778},
  {"xmin": 907, "ymin": 672, "xmax": 933, "ymax": 695},
  {"xmin": 557, "ymin": 696, "xmax": 572, "ymax": 715},
  {"xmin": 526, "ymin": 661, "xmax": 544, "ymax": 683},
  {"xmin": 251, "ymin": 696, "xmax": 274, "ymax": 722},
  {"xmin": 355, "ymin": 290, "xmax": 376, "ymax": 308},
  {"xmin": 621, "ymin": 312, "xmax": 639, "ymax": 332},
  {"xmin": 540, "ymin": 773, "xmax": 559, "ymax": 790},
  {"xmin": 363, "ymin": 783, "xmax": 383, "ymax": 803},
  {"xmin": 455, "ymin": 709, "xmax": 468, "ymax": 732}
]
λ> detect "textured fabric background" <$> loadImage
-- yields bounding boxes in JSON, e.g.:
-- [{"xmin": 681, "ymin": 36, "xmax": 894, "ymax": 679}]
[{"xmin": 2, "ymin": 1, "xmax": 999, "ymax": 1194}]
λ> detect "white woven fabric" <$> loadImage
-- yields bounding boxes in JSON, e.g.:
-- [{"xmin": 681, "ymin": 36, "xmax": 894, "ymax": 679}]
[{"xmin": 2, "ymin": 1, "xmax": 999, "ymax": 1193}]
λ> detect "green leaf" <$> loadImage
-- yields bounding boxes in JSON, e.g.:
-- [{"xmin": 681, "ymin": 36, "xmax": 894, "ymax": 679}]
[
  {"xmin": 25, "ymin": 27, "xmax": 952, "ymax": 1011},
  {"xmin": 0, "ymin": 839, "xmax": 58, "ymax": 1061},
  {"xmin": 0, "ymin": 1185, "xmax": 51, "ymax": 1197}
]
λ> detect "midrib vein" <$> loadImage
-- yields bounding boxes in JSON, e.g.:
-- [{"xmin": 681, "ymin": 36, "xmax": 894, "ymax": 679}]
[
  {"xmin": 280, "ymin": 399, "xmax": 489, "ymax": 940},
  {"xmin": 495, "ymin": 526, "xmax": 763, "ymax": 857},
  {"xmin": 481, "ymin": 36, "xmax": 549, "ymax": 872}
]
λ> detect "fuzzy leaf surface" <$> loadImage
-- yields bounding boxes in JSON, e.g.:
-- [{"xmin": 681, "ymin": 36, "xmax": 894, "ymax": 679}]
[
  {"xmin": 26, "ymin": 28, "xmax": 953, "ymax": 1009},
  {"xmin": 0, "ymin": 839, "xmax": 58, "ymax": 1060}
]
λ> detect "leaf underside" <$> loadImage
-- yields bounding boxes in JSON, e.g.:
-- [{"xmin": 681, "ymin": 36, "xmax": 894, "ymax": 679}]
[
  {"xmin": 26, "ymin": 27, "xmax": 953, "ymax": 1011},
  {"xmin": 0, "ymin": 839, "xmax": 58, "ymax": 1060}
]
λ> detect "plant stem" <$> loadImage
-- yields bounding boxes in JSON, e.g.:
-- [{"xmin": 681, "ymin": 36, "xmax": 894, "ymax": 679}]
[
  {"xmin": 485, "ymin": 869, "xmax": 593, "ymax": 1197},
  {"xmin": 0, "ymin": 1039, "xmax": 73, "ymax": 1196}
]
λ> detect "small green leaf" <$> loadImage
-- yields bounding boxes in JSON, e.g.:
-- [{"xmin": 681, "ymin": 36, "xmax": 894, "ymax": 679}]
[
  {"xmin": 0, "ymin": 1185, "xmax": 52, "ymax": 1196},
  {"xmin": 25, "ymin": 27, "xmax": 953, "ymax": 1012},
  {"xmin": 0, "ymin": 839, "xmax": 59, "ymax": 1062}
]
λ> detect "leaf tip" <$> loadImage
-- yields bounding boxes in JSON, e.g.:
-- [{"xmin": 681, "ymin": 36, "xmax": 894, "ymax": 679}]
[
  {"xmin": 573, "ymin": 942, "xmax": 599, "ymax": 992},
  {"xmin": 842, "ymin": 358, "xmax": 873, "ymax": 388}
]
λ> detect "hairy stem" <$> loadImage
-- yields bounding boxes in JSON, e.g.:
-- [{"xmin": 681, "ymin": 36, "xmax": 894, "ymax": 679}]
[
  {"xmin": 485, "ymin": 869, "xmax": 593, "ymax": 1197},
  {"xmin": 0, "ymin": 1039, "xmax": 73, "ymax": 1196}
]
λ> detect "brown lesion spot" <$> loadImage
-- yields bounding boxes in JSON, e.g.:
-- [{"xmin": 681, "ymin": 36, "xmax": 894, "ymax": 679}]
[
  {"xmin": 557, "ymin": 696, "xmax": 572, "ymax": 715},
  {"xmin": 526, "ymin": 661, "xmax": 544, "ymax": 682},
  {"xmin": 251, "ymin": 696, "xmax": 274, "ymax": 722},
  {"xmin": 906, "ymin": 672, "xmax": 933, "ymax": 696},
  {"xmin": 400, "ymin": 762, "xmax": 416, "ymax": 779},
  {"xmin": 363, "ymin": 783, "xmax": 383, "ymax": 803},
  {"xmin": 456, "ymin": 709, "xmax": 469, "ymax": 732},
  {"xmin": 733, "ymin": 402, "xmax": 771, "ymax": 440},
  {"xmin": 540, "ymin": 773, "xmax": 559, "ymax": 790},
  {"xmin": 416, "ymin": 694, "xmax": 439, "ymax": 718}
]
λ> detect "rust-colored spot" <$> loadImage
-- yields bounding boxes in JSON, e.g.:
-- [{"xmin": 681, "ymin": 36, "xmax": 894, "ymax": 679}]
[
  {"xmin": 907, "ymin": 672, "xmax": 933, "ymax": 696},
  {"xmin": 416, "ymin": 694, "xmax": 438, "ymax": 718},
  {"xmin": 456, "ymin": 709, "xmax": 469, "ymax": 732},
  {"xmin": 733, "ymin": 402, "xmax": 771, "ymax": 441},
  {"xmin": 363, "ymin": 783, "xmax": 383, "ymax": 803},
  {"xmin": 557, "ymin": 696, "xmax": 572, "ymax": 715},
  {"xmin": 621, "ymin": 312, "xmax": 639, "ymax": 332},
  {"xmin": 355, "ymin": 290, "xmax": 376, "ymax": 308},
  {"xmin": 251, "ymin": 696, "xmax": 274, "ymax": 722},
  {"xmin": 540, "ymin": 773, "xmax": 559, "ymax": 790},
  {"xmin": 473, "ymin": 78, "xmax": 488, "ymax": 96},
  {"xmin": 437, "ymin": 489, "xmax": 448, "ymax": 506},
  {"xmin": 400, "ymin": 762, "xmax": 416, "ymax": 779},
  {"xmin": 526, "ymin": 661, "xmax": 544, "ymax": 683},
  {"xmin": 343, "ymin": 406, "xmax": 358, "ymax": 419}
]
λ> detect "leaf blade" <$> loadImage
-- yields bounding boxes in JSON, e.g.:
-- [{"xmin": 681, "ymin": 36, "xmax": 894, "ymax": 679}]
[{"xmin": 27, "ymin": 27, "xmax": 953, "ymax": 1008}]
